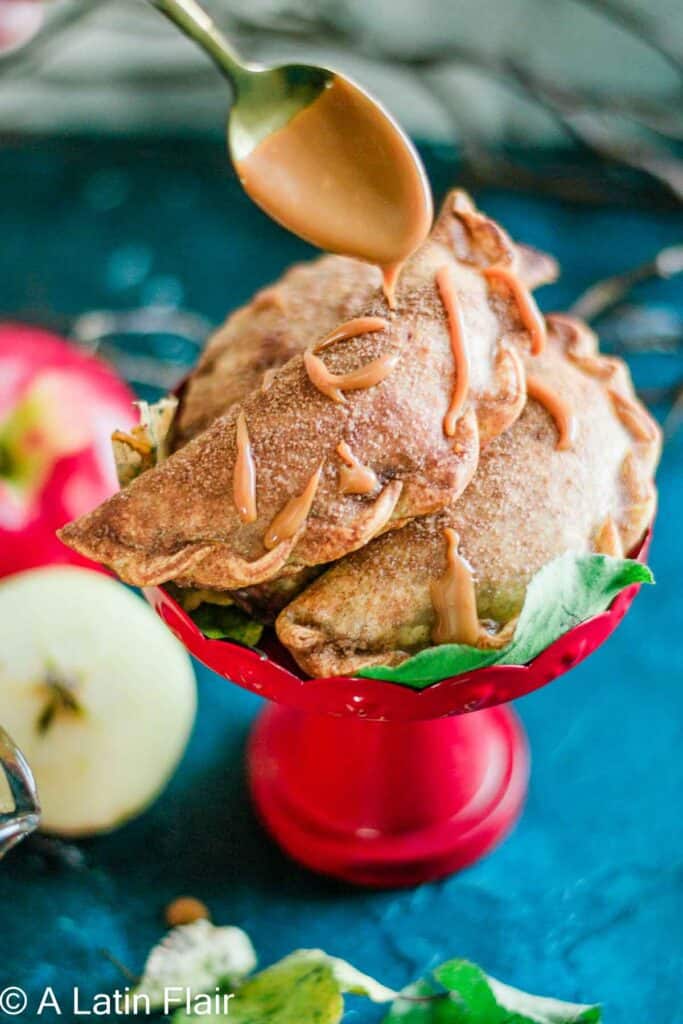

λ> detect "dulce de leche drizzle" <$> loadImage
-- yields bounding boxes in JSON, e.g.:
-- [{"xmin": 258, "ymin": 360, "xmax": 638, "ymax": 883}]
[
  {"xmin": 336, "ymin": 440, "xmax": 379, "ymax": 495},
  {"xmin": 430, "ymin": 528, "xmax": 481, "ymax": 646},
  {"xmin": 608, "ymin": 389, "xmax": 659, "ymax": 443},
  {"xmin": 313, "ymin": 316, "xmax": 390, "ymax": 352},
  {"xmin": 435, "ymin": 265, "xmax": 470, "ymax": 437},
  {"xmin": 234, "ymin": 75, "xmax": 433, "ymax": 307},
  {"xmin": 482, "ymin": 265, "xmax": 546, "ymax": 355},
  {"xmin": 526, "ymin": 375, "xmax": 577, "ymax": 450},
  {"xmin": 263, "ymin": 462, "xmax": 323, "ymax": 550},
  {"xmin": 594, "ymin": 516, "xmax": 624, "ymax": 558},
  {"xmin": 233, "ymin": 411, "xmax": 257, "ymax": 523},
  {"xmin": 111, "ymin": 429, "xmax": 152, "ymax": 456},
  {"xmin": 304, "ymin": 349, "xmax": 399, "ymax": 404},
  {"xmin": 567, "ymin": 351, "xmax": 620, "ymax": 381}
]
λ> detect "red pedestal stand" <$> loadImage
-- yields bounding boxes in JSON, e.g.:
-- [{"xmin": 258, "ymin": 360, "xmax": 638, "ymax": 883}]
[
  {"xmin": 249, "ymin": 703, "xmax": 527, "ymax": 887},
  {"xmin": 145, "ymin": 532, "xmax": 647, "ymax": 887}
]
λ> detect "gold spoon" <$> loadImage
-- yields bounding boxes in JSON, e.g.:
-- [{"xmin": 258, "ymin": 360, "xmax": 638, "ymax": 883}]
[{"xmin": 148, "ymin": 0, "xmax": 433, "ymax": 302}]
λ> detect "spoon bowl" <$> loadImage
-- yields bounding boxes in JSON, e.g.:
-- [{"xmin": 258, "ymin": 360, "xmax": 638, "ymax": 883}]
[
  {"xmin": 227, "ymin": 62, "xmax": 331, "ymax": 160},
  {"xmin": 149, "ymin": 0, "xmax": 433, "ymax": 298}
]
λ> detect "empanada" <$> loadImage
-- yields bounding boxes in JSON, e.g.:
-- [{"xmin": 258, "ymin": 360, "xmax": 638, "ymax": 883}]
[
  {"xmin": 276, "ymin": 316, "xmax": 661, "ymax": 676},
  {"xmin": 59, "ymin": 191, "xmax": 554, "ymax": 590}
]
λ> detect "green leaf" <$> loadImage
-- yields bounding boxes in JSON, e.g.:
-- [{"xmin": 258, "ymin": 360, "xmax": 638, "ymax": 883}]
[
  {"xmin": 359, "ymin": 642, "xmax": 498, "ymax": 687},
  {"xmin": 381, "ymin": 979, "xmax": 456, "ymax": 1023},
  {"xmin": 189, "ymin": 603, "xmax": 264, "ymax": 646},
  {"xmin": 134, "ymin": 920, "xmax": 256, "ymax": 1011},
  {"xmin": 432, "ymin": 961, "xmax": 502, "ymax": 1020},
  {"xmin": 383, "ymin": 961, "xmax": 600, "ymax": 1024},
  {"xmin": 322, "ymin": 952, "xmax": 396, "ymax": 1002},
  {"xmin": 173, "ymin": 951, "xmax": 344, "ymax": 1024},
  {"xmin": 359, "ymin": 554, "xmax": 653, "ymax": 688},
  {"xmin": 171, "ymin": 950, "xmax": 394, "ymax": 1023},
  {"xmin": 497, "ymin": 553, "xmax": 652, "ymax": 667}
]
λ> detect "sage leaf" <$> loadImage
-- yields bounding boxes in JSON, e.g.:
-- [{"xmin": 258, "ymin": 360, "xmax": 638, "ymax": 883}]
[
  {"xmin": 188, "ymin": 603, "xmax": 264, "ymax": 646},
  {"xmin": 173, "ymin": 951, "xmax": 343, "ymax": 1024},
  {"xmin": 171, "ymin": 949, "xmax": 394, "ymax": 1023},
  {"xmin": 383, "ymin": 960, "xmax": 600, "ymax": 1023},
  {"xmin": 360, "ymin": 554, "xmax": 652, "ymax": 688}
]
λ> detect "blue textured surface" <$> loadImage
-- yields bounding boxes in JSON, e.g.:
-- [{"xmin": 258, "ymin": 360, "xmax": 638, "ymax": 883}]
[{"xmin": 0, "ymin": 138, "xmax": 682, "ymax": 1022}]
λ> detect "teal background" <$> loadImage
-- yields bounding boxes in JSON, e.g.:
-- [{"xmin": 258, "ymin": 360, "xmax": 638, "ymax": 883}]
[{"xmin": 0, "ymin": 138, "xmax": 682, "ymax": 1022}]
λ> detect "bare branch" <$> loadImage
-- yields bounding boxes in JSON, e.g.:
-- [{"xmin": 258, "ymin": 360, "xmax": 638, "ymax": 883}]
[
  {"xmin": 570, "ymin": 246, "xmax": 683, "ymax": 320},
  {"xmin": 568, "ymin": 0, "xmax": 683, "ymax": 76},
  {"xmin": 663, "ymin": 384, "xmax": 683, "ymax": 439}
]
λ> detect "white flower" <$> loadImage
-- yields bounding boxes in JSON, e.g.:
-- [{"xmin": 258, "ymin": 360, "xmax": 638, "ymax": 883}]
[{"xmin": 135, "ymin": 920, "xmax": 256, "ymax": 1009}]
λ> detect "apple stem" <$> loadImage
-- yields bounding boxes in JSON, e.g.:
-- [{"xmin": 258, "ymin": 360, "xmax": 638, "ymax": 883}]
[{"xmin": 400, "ymin": 992, "xmax": 453, "ymax": 1005}]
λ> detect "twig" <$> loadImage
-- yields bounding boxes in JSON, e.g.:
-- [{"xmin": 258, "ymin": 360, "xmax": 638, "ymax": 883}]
[
  {"xmin": 418, "ymin": 66, "xmax": 677, "ymax": 207},
  {"xmin": 72, "ymin": 307, "xmax": 211, "ymax": 350},
  {"xmin": 399, "ymin": 991, "xmax": 452, "ymax": 1004},
  {"xmin": 502, "ymin": 58, "xmax": 683, "ymax": 202},
  {"xmin": 22, "ymin": 834, "xmax": 85, "ymax": 870},
  {"xmin": 420, "ymin": 68, "xmax": 597, "ymax": 202},
  {"xmin": 0, "ymin": 2, "xmax": 679, "ymax": 207},
  {"xmin": 602, "ymin": 323, "xmax": 683, "ymax": 356},
  {"xmin": 663, "ymin": 386, "xmax": 683, "ymax": 439},
  {"xmin": 639, "ymin": 382, "xmax": 683, "ymax": 406},
  {"xmin": 92, "ymin": 346, "xmax": 190, "ymax": 392},
  {"xmin": 562, "ymin": 111, "xmax": 683, "ymax": 201},
  {"xmin": 569, "ymin": 246, "xmax": 683, "ymax": 321},
  {"xmin": 99, "ymin": 948, "xmax": 139, "ymax": 985},
  {"xmin": 399, "ymin": 43, "xmax": 683, "ymax": 203},
  {"xmin": 568, "ymin": 0, "xmax": 683, "ymax": 76}
]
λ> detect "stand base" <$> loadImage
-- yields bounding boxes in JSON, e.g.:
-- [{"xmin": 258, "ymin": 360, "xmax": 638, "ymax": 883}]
[{"xmin": 248, "ymin": 703, "xmax": 529, "ymax": 887}]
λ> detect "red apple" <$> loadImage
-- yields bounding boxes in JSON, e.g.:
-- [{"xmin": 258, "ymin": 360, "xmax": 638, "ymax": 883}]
[
  {"xmin": 0, "ymin": 323, "xmax": 135, "ymax": 576},
  {"xmin": 0, "ymin": 1, "xmax": 44, "ymax": 54}
]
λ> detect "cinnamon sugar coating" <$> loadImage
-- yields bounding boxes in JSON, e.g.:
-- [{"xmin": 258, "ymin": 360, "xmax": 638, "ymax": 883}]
[
  {"xmin": 58, "ymin": 188, "xmax": 659, "ymax": 675},
  {"xmin": 276, "ymin": 322, "xmax": 660, "ymax": 677},
  {"xmin": 59, "ymin": 191, "xmax": 551, "ymax": 590}
]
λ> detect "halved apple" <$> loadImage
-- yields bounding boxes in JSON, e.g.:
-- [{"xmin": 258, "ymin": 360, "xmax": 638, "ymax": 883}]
[{"xmin": 0, "ymin": 566, "xmax": 197, "ymax": 836}]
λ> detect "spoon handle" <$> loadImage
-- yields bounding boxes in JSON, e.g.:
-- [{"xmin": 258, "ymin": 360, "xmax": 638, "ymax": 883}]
[{"xmin": 148, "ymin": 0, "xmax": 248, "ymax": 90}]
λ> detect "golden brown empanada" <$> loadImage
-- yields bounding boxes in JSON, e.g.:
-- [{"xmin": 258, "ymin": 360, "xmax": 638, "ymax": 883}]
[
  {"xmin": 276, "ymin": 316, "xmax": 661, "ymax": 676},
  {"xmin": 172, "ymin": 255, "xmax": 384, "ymax": 449},
  {"xmin": 59, "ymin": 191, "xmax": 554, "ymax": 590}
]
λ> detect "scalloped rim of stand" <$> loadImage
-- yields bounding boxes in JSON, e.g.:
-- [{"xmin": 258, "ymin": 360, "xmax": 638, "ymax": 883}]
[{"xmin": 144, "ymin": 530, "xmax": 650, "ymax": 722}]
